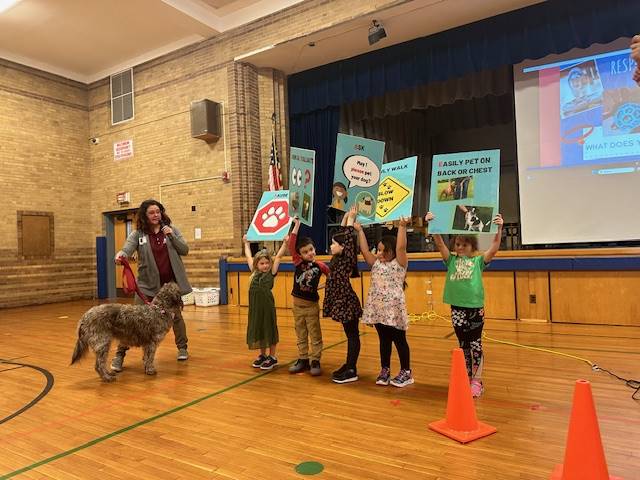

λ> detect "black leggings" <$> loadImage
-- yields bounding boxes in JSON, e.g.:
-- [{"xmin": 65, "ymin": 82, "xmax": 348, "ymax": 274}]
[
  {"xmin": 342, "ymin": 320, "xmax": 360, "ymax": 370},
  {"xmin": 374, "ymin": 323, "xmax": 410, "ymax": 370},
  {"xmin": 451, "ymin": 306, "xmax": 484, "ymax": 378}
]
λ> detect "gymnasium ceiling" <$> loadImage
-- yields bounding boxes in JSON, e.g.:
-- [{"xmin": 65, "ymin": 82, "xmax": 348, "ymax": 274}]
[{"xmin": 0, "ymin": 0, "xmax": 544, "ymax": 84}]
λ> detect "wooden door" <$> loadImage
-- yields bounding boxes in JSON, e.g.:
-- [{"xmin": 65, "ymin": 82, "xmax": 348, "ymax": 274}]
[{"xmin": 114, "ymin": 213, "xmax": 137, "ymax": 291}]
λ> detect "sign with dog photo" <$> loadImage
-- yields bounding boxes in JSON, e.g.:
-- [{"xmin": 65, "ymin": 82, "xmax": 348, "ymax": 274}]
[
  {"xmin": 331, "ymin": 133, "xmax": 385, "ymax": 223},
  {"xmin": 360, "ymin": 156, "xmax": 417, "ymax": 224},
  {"xmin": 289, "ymin": 147, "xmax": 315, "ymax": 226},
  {"xmin": 428, "ymin": 149, "xmax": 500, "ymax": 234}
]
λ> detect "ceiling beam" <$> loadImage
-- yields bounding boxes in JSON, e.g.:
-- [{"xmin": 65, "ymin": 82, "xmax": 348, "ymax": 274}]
[
  {"xmin": 160, "ymin": 0, "xmax": 223, "ymax": 32},
  {"xmin": 216, "ymin": 0, "xmax": 306, "ymax": 31},
  {"xmin": 161, "ymin": 0, "xmax": 306, "ymax": 33}
]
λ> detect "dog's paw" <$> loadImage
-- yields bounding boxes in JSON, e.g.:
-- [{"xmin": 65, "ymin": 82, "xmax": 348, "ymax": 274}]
[
  {"xmin": 145, "ymin": 367, "xmax": 157, "ymax": 375},
  {"xmin": 101, "ymin": 374, "xmax": 117, "ymax": 382}
]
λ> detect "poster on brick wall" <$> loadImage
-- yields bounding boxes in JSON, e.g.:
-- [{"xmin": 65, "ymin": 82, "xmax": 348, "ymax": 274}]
[
  {"xmin": 428, "ymin": 149, "xmax": 501, "ymax": 234},
  {"xmin": 289, "ymin": 147, "xmax": 315, "ymax": 226},
  {"xmin": 114, "ymin": 139, "xmax": 134, "ymax": 161}
]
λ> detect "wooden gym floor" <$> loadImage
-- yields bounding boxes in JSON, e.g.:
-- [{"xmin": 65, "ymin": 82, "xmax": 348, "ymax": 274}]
[{"xmin": 0, "ymin": 300, "xmax": 638, "ymax": 480}]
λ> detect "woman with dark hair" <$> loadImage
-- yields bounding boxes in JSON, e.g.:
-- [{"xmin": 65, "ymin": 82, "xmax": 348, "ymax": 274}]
[{"xmin": 110, "ymin": 199, "xmax": 192, "ymax": 373}]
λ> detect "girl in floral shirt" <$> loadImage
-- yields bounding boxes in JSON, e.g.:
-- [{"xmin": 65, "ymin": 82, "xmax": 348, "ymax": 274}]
[{"xmin": 355, "ymin": 216, "xmax": 412, "ymax": 387}]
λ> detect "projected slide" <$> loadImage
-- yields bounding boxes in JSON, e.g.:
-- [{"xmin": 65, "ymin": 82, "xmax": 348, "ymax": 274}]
[
  {"xmin": 515, "ymin": 38, "xmax": 640, "ymax": 245},
  {"xmin": 526, "ymin": 48, "xmax": 640, "ymax": 170}
]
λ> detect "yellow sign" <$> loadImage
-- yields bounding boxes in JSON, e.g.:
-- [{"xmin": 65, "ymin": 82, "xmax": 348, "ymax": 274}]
[{"xmin": 376, "ymin": 177, "xmax": 410, "ymax": 218}]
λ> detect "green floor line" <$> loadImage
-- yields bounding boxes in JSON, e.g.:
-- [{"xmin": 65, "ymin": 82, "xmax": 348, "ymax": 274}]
[{"xmin": 1, "ymin": 335, "xmax": 359, "ymax": 479}]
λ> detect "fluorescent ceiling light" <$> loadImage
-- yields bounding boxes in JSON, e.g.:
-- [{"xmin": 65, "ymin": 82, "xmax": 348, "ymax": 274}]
[{"xmin": 0, "ymin": 0, "xmax": 21, "ymax": 14}]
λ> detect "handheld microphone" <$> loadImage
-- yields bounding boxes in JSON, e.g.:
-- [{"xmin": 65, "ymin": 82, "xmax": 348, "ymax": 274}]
[{"xmin": 160, "ymin": 219, "xmax": 172, "ymax": 236}]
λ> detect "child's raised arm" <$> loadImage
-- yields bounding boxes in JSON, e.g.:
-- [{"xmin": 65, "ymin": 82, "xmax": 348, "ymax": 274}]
[
  {"xmin": 346, "ymin": 205, "xmax": 357, "ymax": 227},
  {"xmin": 242, "ymin": 234, "xmax": 254, "ymax": 271},
  {"xmin": 289, "ymin": 217, "xmax": 302, "ymax": 266},
  {"xmin": 354, "ymin": 221, "xmax": 376, "ymax": 267},
  {"xmin": 340, "ymin": 205, "xmax": 357, "ymax": 227},
  {"xmin": 483, "ymin": 213, "xmax": 504, "ymax": 264},
  {"xmin": 340, "ymin": 209, "xmax": 348, "ymax": 227},
  {"xmin": 396, "ymin": 216, "xmax": 409, "ymax": 269},
  {"xmin": 291, "ymin": 216, "xmax": 300, "ymax": 235},
  {"xmin": 425, "ymin": 212, "xmax": 450, "ymax": 261},
  {"xmin": 272, "ymin": 235, "xmax": 289, "ymax": 275}
]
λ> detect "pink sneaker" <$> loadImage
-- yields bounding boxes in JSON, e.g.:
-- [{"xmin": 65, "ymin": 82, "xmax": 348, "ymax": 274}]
[{"xmin": 470, "ymin": 379, "xmax": 484, "ymax": 398}]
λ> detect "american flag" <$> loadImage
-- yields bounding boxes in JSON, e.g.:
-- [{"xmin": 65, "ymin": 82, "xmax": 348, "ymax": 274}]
[{"xmin": 268, "ymin": 130, "xmax": 282, "ymax": 191}]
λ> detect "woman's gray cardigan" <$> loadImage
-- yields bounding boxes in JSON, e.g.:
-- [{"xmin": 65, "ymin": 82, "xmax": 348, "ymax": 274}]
[{"xmin": 116, "ymin": 227, "xmax": 192, "ymax": 296}]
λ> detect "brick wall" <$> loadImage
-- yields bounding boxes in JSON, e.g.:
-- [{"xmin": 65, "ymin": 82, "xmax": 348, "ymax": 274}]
[
  {"xmin": 1, "ymin": 0, "xmax": 400, "ymax": 306},
  {"xmin": 0, "ymin": 60, "xmax": 93, "ymax": 308}
]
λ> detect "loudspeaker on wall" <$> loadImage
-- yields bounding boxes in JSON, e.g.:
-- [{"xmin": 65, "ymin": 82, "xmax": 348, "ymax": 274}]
[{"xmin": 190, "ymin": 99, "xmax": 222, "ymax": 142}]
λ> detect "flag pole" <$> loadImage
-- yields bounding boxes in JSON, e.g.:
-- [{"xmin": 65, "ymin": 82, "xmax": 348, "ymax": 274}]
[{"xmin": 272, "ymin": 113, "xmax": 277, "ymax": 255}]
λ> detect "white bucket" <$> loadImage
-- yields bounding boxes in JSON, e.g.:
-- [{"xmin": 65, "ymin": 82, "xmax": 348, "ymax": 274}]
[
  {"xmin": 193, "ymin": 287, "xmax": 220, "ymax": 307},
  {"xmin": 181, "ymin": 291, "xmax": 195, "ymax": 305}
]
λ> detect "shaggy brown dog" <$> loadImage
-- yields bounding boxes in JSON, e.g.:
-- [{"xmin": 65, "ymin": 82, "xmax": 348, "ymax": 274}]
[{"xmin": 71, "ymin": 283, "xmax": 183, "ymax": 382}]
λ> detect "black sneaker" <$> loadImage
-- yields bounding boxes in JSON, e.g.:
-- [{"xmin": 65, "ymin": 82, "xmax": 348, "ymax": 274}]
[
  {"xmin": 310, "ymin": 360, "xmax": 322, "ymax": 376},
  {"xmin": 260, "ymin": 356, "xmax": 278, "ymax": 370},
  {"xmin": 252, "ymin": 354, "xmax": 267, "ymax": 368},
  {"xmin": 332, "ymin": 368, "xmax": 358, "ymax": 384},
  {"xmin": 332, "ymin": 364, "xmax": 348, "ymax": 379},
  {"xmin": 288, "ymin": 358, "xmax": 310, "ymax": 374}
]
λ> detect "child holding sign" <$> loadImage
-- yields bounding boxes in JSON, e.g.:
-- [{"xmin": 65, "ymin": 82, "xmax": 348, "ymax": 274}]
[
  {"xmin": 288, "ymin": 217, "xmax": 330, "ymax": 376},
  {"xmin": 323, "ymin": 206, "xmax": 362, "ymax": 384},
  {"xmin": 242, "ymin": 235, "xmax": 288, "ymax": 370},
  {"xmin": 425, "ymin": 211, "xmax": 504, "ymax": 397},
  {"xmin": 354, "ymin": 217, "xmax": 413, "ymax": 388}
]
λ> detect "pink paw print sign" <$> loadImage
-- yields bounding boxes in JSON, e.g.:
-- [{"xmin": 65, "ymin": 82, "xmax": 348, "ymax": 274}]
[{"xmin": 246, "ymin": 190, "xmax": 292, "ymax": 241}]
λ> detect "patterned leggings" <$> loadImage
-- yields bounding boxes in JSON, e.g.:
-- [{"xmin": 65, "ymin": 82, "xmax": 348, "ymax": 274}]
[{"xmin": 450, "ymin": 306, "xmax": 484, "ymax": 379}]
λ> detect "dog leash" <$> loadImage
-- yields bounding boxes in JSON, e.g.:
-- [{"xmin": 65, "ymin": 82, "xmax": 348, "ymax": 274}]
[{"xmin": 120, "ymin": 257, "xmax": 151, "ymax": 305}]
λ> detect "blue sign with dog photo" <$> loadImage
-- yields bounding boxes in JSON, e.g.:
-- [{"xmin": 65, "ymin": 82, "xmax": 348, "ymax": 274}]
[
  {"xmin": 428, "ymin": 149, "xmax": 500, "ymax": 234},
  {"xmin": 289, "ymin": 147, "xmax": 315, "ymax": 226},
  {"xmin": 332, "ymin": 133, "xmax": 385, "ymax": 223}
]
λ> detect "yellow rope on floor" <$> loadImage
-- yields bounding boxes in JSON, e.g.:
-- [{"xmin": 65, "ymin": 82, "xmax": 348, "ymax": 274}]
[{"xmin": 408, "ymin": 310, "xmax": 595, "ymax": 368}]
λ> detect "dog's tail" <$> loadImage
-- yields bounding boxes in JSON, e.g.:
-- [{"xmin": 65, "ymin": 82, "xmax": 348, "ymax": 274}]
[{"xmin": 70, "ymin": 322, "xmax": 88, "ymax": 365}]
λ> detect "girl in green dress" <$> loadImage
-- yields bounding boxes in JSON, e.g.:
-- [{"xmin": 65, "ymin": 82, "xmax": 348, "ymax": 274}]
[{"xmin": 242, "ymin": 235, "xmax": 288, "ymax": 370}]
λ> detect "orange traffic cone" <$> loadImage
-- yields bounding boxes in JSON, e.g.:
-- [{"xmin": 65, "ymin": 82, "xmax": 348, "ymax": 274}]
[
  {"xmin": 550, "ymin": 380, "xmax": 623, "ymax": 479},
  {"xmin": 428, "ymin": 348, "xmax": 496, "ymax": 443}
]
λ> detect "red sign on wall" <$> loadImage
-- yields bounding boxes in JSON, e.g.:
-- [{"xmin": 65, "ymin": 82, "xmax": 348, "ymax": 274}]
[{"xmin": 114, "ymin": 139, "xmax": 134, "ymax": 161}]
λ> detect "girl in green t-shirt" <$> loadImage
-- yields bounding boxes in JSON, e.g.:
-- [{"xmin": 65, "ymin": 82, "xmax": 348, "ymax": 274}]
[{"xmin": 425, "ymin": 211, "xmax": 503, "ymax": 398}]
